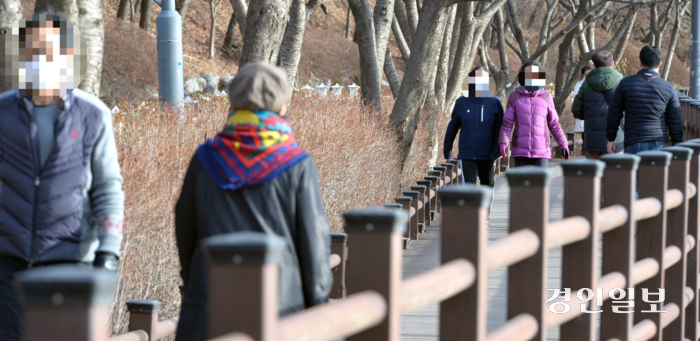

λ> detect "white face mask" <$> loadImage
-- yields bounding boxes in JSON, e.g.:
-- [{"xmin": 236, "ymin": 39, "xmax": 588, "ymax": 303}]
[{"xmin": 18, "ymin": 54, "xmax": 73, "ymax": 91}]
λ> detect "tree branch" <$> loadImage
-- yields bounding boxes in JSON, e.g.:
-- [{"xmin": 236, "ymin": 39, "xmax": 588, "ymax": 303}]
[{"xmin": 392, "ymin": 14, "xmax": 411, "ymax": 62}]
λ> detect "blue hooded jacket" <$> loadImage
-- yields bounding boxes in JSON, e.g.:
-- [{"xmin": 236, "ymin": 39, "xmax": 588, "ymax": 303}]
[{"xmin": 444, "ymin": 96, "xmax": 504, "ymax": 161}]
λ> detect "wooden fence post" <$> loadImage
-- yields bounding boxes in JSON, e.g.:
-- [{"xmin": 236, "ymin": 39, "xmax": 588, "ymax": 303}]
[
  {"xmin": 439, "ymin": 184, "xmax": 491, "ymax": 341},
  {"xmin": 677, "ymin": 141, "xmax": 700, "ymax": 341},
  {"xmin": 505, "ymin": 167, "xmax": 552, "ymax": 341},
  {"xmin": 661, "ymin": 146, "xmax": 693, "ymax": 340},
  {"xmin": 393, "ymin": 198, "xmax": 413, "ymax": 249},
  {"xmin": 410, "ymin": 185, "xmax": 427, "ymax": 234},
  {"xmin": 417, "ymin": 180, "xmax": 433, "ymax": 226},
  {"xmin": 404, "ymin": 190, "xmax": 420, "ymax": 241},
  {"xmin": 448, "ymin": 159, "xmax": 462, "ymax": 184},
  {"xmin": 425, "ymin": 175, "xmax": 440, "ymax": 217},
  {"xmin": 126, "ymin": 299, "xmax": 161, "ymax": 339},
  {"xmin": 16, "ymin": 265, "xmax": 116, "ymax": 341},
  {"xmin": 435, "ymin": 166, "xmax": 449, "ymax": 187},
  {"xmin": 201, "ymin": 231, "xmax": 285, "ymax": 340},
  {"xmin": 600, "ymin": 154, "xmax": 640, "ymax": 340},
  {"xmin": 430, "ymin": 170, "xmax": 445, "ymax": 212},
  {"xmin": 343, "ymin": 208, "xmax": 407, "ymax": 341},
  {"xmin": 329, "ymin": 232, "xmax": 349, "ymax": 299},
  {"xmin": 635, "ymin": 151, "xmax": 672, "ymax": 341},
  {"xmin": 441, "ymin": 163, "xmax": 456, "ymax": 186},
  {"xmin": 559, "ymin": 159, "xmax": 605, "ymax": 341}
]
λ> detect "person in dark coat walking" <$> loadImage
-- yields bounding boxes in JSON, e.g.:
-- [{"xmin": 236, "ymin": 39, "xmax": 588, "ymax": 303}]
[
  {"xmin": 607, "ymin": 46, "xmax": 683, "ymax": 154},
  {"xmin": 571, "ymin": 50, "xmax": 625, "ymax": 159},
  {"xmin": 444, "ymin": 66, "xmax": 504, "ymax": 188},
  {"xmin": 174, "ymin": 62, "xmax": 333, "ymax": 340},
  {"xmin": 0, "ymin": 14, "xmax": 125, "ymax": 341}
]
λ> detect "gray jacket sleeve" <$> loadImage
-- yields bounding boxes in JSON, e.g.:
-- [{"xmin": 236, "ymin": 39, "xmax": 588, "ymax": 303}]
[
  {"xmin": 295, "ymin": 158, "xmax": 333, "ymax": 307},
  {"xmin": 90, "ymin": 109, "xmax": 125, "ymax": 256}
]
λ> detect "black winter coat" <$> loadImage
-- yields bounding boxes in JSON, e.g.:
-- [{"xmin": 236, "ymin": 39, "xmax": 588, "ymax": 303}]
[
  {"xmin": 174, "ymin": 155, "xmax": 333, "ymax": 341},
  {"xmin": 444, "ymin": 96, "xmax": 504, "ymax": 160},
  {"xmin": 607, "ymin": 69, "xmax": 683, "ymax": 146}
]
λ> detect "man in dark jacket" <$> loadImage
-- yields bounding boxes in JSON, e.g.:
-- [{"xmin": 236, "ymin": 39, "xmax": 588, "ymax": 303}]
[
  {"xmin": 174, "ymin": 62, "xmax": 333, "ymax": 340},
  {"xmin": 572, "ymin": 50, "xmax": 625, "ymax": 159},
  {"xmin": 606, "ymin": 46, "xmax": 683, "ymax": 154},
  {"xmin": 0, "ymin": 14, "xmax": 124, "ymax": 341}
]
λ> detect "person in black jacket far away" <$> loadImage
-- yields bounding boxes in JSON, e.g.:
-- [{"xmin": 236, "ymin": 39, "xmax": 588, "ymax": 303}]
[
  {"xmin": 606, "ymin": 46, "xmax": 683, "ymax": 155},
  {"xmin": 174, "ymin": 62, "xmax": 333, "ymax": 341}
]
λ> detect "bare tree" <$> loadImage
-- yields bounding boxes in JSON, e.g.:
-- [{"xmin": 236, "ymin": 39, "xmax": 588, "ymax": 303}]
[
  {"xmin": 231, "ymin": 0, "xmax": 247, "ymax": 36},
  {"xmin": 662, "ymin": 0, "xmax": 689, "ymax": 80},
  {"xmin": 76, "ymin": 0, "xmax": 105, "ymax": 96},
  {"xmin": 117, "ymin": 0, "xmax": 130, "ymax": 20},
  {"xmin": 0, "ymin": 0, "xmax": 22, "ymax": 93},
  {"xmin": 434, "ymin": 5, "xmax": 457, "ymax": 109},
  {"xmin": 139, "ymin": 0, "xmax": 152, "ymax": 31},
  {"xmin": 239, "ymin": 0, "xmax": 291, "ymax": 66},
  {"xmin": 348, "ymin": 0, "xmax": 382, "ymax": 110},
  {"xmin": 131, "ymin": 0, "xmax": 140, "ymax": 23},
  {"xmin": 176, "ymin": 0, "xmax": 191, "ymax": 21},
  {"xmin": 277, "ymin": 0, "xmax": 328, "ymax": 91},
  {"xmin": 208, "ymin": 0, "xmax": 223, "ymax": 59},
  {"xmin": 223, "ymin": 11, "xmax": 238, "ymax": 52}
]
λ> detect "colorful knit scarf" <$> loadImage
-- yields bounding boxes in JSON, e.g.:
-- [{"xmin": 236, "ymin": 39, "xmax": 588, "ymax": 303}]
[{"xmin": 197, "ymin": 109, "xmax": 309, "ymax": 190}]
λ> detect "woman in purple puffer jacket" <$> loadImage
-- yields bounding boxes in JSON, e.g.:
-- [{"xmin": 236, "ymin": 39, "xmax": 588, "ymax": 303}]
[{"xmin": 498, "ymin": 61, "xmax": 569, "ymax": 167}]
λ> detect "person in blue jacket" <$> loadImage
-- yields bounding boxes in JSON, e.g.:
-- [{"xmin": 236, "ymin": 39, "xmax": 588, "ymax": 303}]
[{"xmin": 444, "ymin": 66, "xmax": 504, "ymax": 191}]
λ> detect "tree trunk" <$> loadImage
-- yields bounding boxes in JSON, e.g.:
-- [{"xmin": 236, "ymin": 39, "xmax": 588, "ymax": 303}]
[
  {"xmin": 117, "ymin": 0, "xmax": 130, "ymax": 20},
  {"xmin": 403, "ymin": 0, "xmax": 418, "ymax": 37},
  {"xmin": 76, "ymin": 0, "xmax": 105, "ymax": 96},
  {"xmin": 231, "ymin": 0, "xmax": 247, "ymax": 36},
  {"xmin": 447, "ymin": 5, "xmax": 462, "ymax": 76},
  {"xmin": 389, "ymin": 0, "xmax": 449, "ymax": 166},
  {"xmin": 586, "ymin": 17, "xmax": 595, "ymax": 50},
  {"xmin": 176, "ymin": 0, "xmax": 191, "ymax": 21},
  {"xmin": 435, "ymin": 4, "xmax": 456, "ymax": 107},
  {"xmin": 131, "ymin": 0, "xmax": 140, "ymax": 23},
  {"xmin": 613, "ymin": 5, "xmax": 639, "ymax": 67},
  {"xmin": 35, "ymin": 0, "xmax": 78, "ymax": 25},
  {"xmin": 384, "ymin": 47, "xmax": 401, "ymax": 98},
  {"xmin": 277, "ymin": 0, "xmax": 306, "ymax": 92},
  {"xmin": 0, "ymin": 0, "xmax": 22, "ymax": 93},
  {"xmin": 240, "ymin": 0, "xmax": 290, "ymax": 66},
  {"xmin": 223, "ymin": 10, "xmax": 238, "ymax": 52},
  {"xmin": 345, "ymin": 4, "xmax": 351, "ymax": 39},
  {"xmin": 394, "ymin": 0, "xmax": 411, "ymax": 45},
  {"xmin": 208, "ymin": 0, "xmax": 222, "ymax": 59},
  {"xmin": 348, "ymin": 0, "xmax": 382, "ymax": 111},
  {"xmin": 139, "ymin": 0, "xmax": 152, "ymax": 31},
  {"xmin": 392, "ymin": 15, "xmax": 410, "ymax": 62},
  {"xmin": 662, "ymin": 1, "xmax": 688, "ymax": 80},
  {"xmin": 373, "ymin": 0, "xmax": 395, "ymax": 79}
]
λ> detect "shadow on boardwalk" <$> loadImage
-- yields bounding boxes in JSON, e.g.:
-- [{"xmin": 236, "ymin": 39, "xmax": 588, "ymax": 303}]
[{"xmin": 400, "ymin": 164, "xmax": 566, "ymax": 341}]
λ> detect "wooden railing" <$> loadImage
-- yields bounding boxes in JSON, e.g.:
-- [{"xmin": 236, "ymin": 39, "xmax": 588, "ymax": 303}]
[{"xmin": 17, "ymin": 138, "xmax": 700, "ymax": 341}]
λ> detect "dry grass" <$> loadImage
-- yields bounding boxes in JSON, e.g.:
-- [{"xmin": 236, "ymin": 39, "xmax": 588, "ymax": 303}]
[{"xmin": 108, "ymin": 94, "xmax": 443, "ymax": 336}]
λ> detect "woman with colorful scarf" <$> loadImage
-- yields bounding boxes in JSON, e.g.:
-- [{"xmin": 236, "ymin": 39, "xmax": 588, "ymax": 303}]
[{"xmin": 174, "ymin": 63, "xmax": 332, "ymax": 340}]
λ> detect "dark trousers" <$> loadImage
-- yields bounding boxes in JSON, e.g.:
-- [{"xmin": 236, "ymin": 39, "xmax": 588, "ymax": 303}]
[
  {"xmin": 459, "ymin": 159, "xmax": 495, "ymax": 187},
  {"xmin": 0, "ymin": 256, "xmax": 82, "ymax": 341},
  {"xmin": 513, "ymin": 157, "xmax": 548, "ymax": 168}
]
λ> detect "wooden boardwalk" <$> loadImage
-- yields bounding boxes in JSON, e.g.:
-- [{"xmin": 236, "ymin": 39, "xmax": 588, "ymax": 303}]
[{"xmin": 400, "ymin": 164, "xmax": 569, "ymax": 340}]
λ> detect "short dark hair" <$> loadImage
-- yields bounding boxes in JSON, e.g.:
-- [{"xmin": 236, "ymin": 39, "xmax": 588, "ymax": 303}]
[
  {"xmin": 518, "ymin": 61, "xmax": 545, "ymax": 86},
  {"xmin": 639, "ymin": 46, "xmax": 663, "ymax": 69},
  {"xmin": 591, "ymin": 50, "xmax": 613, "ymax": 68},
  {"xmin": 580, "ymin": 64, "xmax": 594, "ymax": 80}
]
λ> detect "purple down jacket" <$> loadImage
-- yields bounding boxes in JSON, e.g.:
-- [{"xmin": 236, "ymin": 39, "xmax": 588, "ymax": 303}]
[{"xmin": 498, "ymin": 87, "xmax": 568, "ymax": 159}]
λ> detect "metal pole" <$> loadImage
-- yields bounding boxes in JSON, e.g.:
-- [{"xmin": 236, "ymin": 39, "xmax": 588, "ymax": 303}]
[
  {"xmin": 156, "ymin": 0, "xmax": 184, "ymax": 107},
  {"xmin": 691, "ymin": 0, "xmax": 700, "ymax": 99}
]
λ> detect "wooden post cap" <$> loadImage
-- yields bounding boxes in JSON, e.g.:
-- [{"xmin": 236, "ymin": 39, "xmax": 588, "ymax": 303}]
[
  {"xmin": 330, "ymin": 233, "xmax": 348, "ymax": 242},
  {"xmin": 662, "ymin": 146, "xmax": 694, "ymax": 160},
  {"xmin": 637, "ymin": 151, "xmax": 673, "ymax": 166},
  {"xmin": 410, "ymin": 185, "xmax": 427, "ymax": 192},
  {"xmin": 403, "ymin": 191, "xmax": 420, "ymax": 198},
  {"xmin": 395, "ymin": 196, "xmax": 412, "ymax": 204},
  {"xmin": 600, "ymin": 154, "xmax": 641, "ymax": 170},
  {"xmin": 200, "ymin": 231, "xmax": 286, "ymax": 265},
  {"xmin": 429, "ymin": 170, "xmax": 443, "ymax": 177},
  {"xmin": 424, "ymin": 176, "xmax": 439, "ymax": 181},
  {"xmin": 688, "ymin": 138, "xmax": 700, "ymax": 144},
  {"xmin": 676, "ymin": 142, "xmax": 700, "ymax": 154},
  {"xmin": 416, "ymin": 180, "xmax": 431, "ymax": 187},
  {"xmin": 505, "ymin": 167, "xmax": 553, "ymax": 187},
  {"xmin": 438, "ymin": 184, "xmax": 492, "ymax": 208},
  {"xmin": 126, "ymin": 299, "xmax": 162, "ymax": 313},
  {"xmin": 440, "ymin": 163, "xmax": 455, "ymax": 170},
  {"xmin": 384, "ymin": 204, "xmax": 403, "ymax": 210},
  {"xmin": 15, "ymin": 265, "xmax": 117, "ymax": 306},
  {"xmin": 560, "ymin": 158, "xmax": 605, "ymax": 177},
  {"xmin": 433, "ymin": 166, "xmax": 447, "ymax": 172},
  {"xmin": 343, "ymin": 208, "xmax": 408, "ymax": 234}
]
